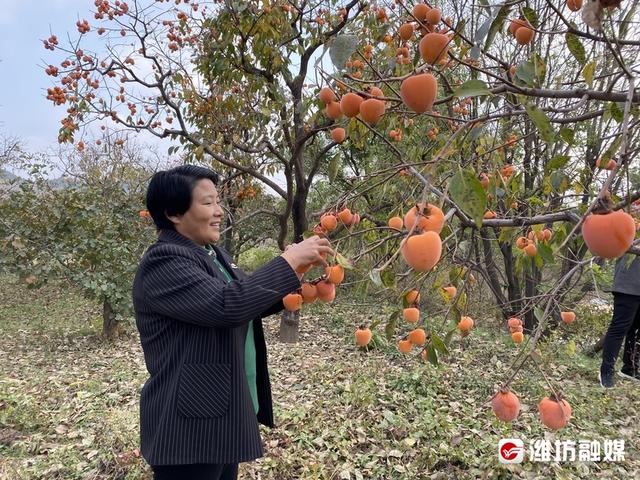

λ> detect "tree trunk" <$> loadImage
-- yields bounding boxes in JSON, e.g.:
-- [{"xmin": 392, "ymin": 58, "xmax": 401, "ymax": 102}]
[
  {"xmin": 478, "ymin": 229, "xmax": 508, "ymax": 315},
  {"xmin": 580, "ymin": 257, "xmax": 605, "ymax": 294},
  {"xmin": 496, "ymin": 230, "xmax": 522, "ymax": 316},
  {"xmin": 523, "ymin": 262, "xmax": 541, "ymax": 331},
  {"xmin": 222, "ymin": 197, "xmax": 238, "ymax": 255},
  {"xmin": 223, "ymin": 212, "xmax": 234, "ymax": 255},
  {"xmin": 291, "ymin": 188, "xmax": 309, "ymax": 242},
  {"xmin": 279, "ymin": 309, "xmax": 300, "ymax": 343},
  {"xmin": 102, "ymin": 299, "xmax": 119, "ymax": 339},
  {"xmin": 278, "ymin": 187, "xmax": 308, "ymax": 343}
]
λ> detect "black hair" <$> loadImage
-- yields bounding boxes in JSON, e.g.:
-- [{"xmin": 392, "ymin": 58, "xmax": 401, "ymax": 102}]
[{"xmin": 146, "ymin": 165, "xmax": 220, "ymax": 231}]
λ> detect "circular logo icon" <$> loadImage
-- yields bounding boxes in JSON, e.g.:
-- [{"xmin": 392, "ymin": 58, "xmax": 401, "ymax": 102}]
[
  {"xmin": 498, "ymin": 438, "xmax": 525, "ymax": 464},
  {"xmin": 501, "ymin": 442, "xmax": 519, "ymax": 460}
]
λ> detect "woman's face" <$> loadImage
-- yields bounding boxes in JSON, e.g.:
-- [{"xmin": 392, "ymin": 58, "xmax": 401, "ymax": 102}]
[{"xmin": 168, "ymin": 179, "xmax": 224, "ymax": 246}]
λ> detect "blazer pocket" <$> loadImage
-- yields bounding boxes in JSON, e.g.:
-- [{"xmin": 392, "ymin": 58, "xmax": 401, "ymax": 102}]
[{"xmin": 177, "ymin": 363, "xmax": 231, "ymax": 418}]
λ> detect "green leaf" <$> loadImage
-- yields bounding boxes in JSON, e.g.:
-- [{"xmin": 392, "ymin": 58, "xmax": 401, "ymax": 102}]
[
  {"xmin": 328, "ymin": 155, "xmax": 340, "ymax": 182},
  {"xmin": 232, "ymin": 1, "xmax": 248, "ymax": 13},
  {"xmin": 551, "ymin": 171, "xmax": 569, "ymax": 192},
  {"xmin": 545, "ymin": 155, "xmax": 571, "ymax": 173},
  {"xmin": 385, "ymin": 311, "xmax": 399, "ymax": 341},
  {"xmin": 566, "ymin": 339, "xmax": 576, "ymax": 356},
  {"xmin": 566, "ymin": 33, "xmax": 586, "ymax": 66},
  {"xmin": 559, "ymin": 127, "xmax": 575, "ymax": 145},
  {"xmin": 443, "ymin": 327, "xmax": 456, "ymax": 346},
  {"xmin": 470, "ymin": 123, "xmax": 484, "ymax": 141},
  {"xmin": 515, "ymin": 61, "xmax": 535, "ymax": 87},
  {"xmin": 609, "ymin": 102, "xmax": 624, "ymax": 123},
  {"xmin": 449, "ymin": 168, "xmax": 487, "ymax": 227},
  {"xmin": 474, "ymin": 16, "xmax": 493, "ymax": 45},
  {"xmin": 522, "ymin": 7, "xmax": 539, "ymax": 28},
  {"xmin": 534, "ymin": 307, "xmax": 545, "ymax": 324},
  {"xmin": 484, "ymin": 6, "xmax": 511, "ymax": 50},
  {"xmin": 335, "ymin": 252, "xmax": 353, "ymax": 270},
  {"xmin": 431, "ymin": 332, "xmax": 449, "ymax": 355},
  {"xmin": 453, "ymin": 19, "xmax": 466, "ymax": 47},
  {"xmin": 524, "ymin": 104, "xmax": 554, "ymax": 143},
  {"xmin": 401, "ymin": 293, "xmax": 410, "ymax": 309},
  {"xmin": 602, "ymin": 134, "xmax": 624, "ymax": 160},
  {"xmin": 260, "ymin": 105, "xmax": 272, "ymax": 117},
  {"xmin": 381, "ymin": 269, "xmax": 396, "ymax": 288},
  {"xmin": 455, "ymin": 291, "xmax": 468, "ymax": 310},
  {"xmin": 537, "ymin": 242, "xmax": 555, "ymax": 265},
  {"xmin": 448, "ymin": 266, "xmax": 463, "ymax": 285},
  {"xmin": 620, "ymin": 4, "xmax": 637, "ymax": 38},
  {"xmin": 427, "ymin": 344, "xmax": 439, "ymax": 366},
  {"xmin": 329, "ymin": 35, "xmax": 358, "ymax": 70},
  {"xmin": 531, "ymin": 53, "xmax": 546, "ymax": 85},
  {"xmin": 453, "ymin": 79, "xmax": 491, "ymax": 98},
  {"xmin": 582, "ymin": 61, "xmax": 596, "ymax": 88}
]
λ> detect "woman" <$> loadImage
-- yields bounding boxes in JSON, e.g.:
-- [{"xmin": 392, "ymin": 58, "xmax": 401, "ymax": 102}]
[
  {"xmin": 599, "ymin": 253, "xmax": 640, "ymax": 388},
  {"xmin": 132, "ymin": 165, "xmax": 333, "ymax": 479}
]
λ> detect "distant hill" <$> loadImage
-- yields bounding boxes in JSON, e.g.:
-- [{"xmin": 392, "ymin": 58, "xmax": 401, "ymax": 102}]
[
  {"xmin": 48, "ymin": 176, "xmax": 74, "ymax": 189},
  {"xmin": 0, "ymin": 169, "xmax": 74, "ymax": 189},
  {"xmin": 0, "ymin": 168, "xmax": 18, "ymax": 181}
]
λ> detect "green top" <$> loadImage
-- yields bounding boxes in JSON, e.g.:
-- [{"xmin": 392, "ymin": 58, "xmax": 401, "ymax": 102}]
[{"xmin": 204, "ymin": 244, "xmax": 259, "ymax": 415}]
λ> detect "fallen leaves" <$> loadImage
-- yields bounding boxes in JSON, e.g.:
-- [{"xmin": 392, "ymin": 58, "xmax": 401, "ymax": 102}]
[{"xmin": 1, "ymin": 277, "xmax": 639, "ymax": 478}]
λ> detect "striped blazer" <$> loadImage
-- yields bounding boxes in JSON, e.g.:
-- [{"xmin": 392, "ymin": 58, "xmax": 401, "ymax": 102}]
[{"xmin": 132, "ymin": 229, "xmax": 301, "ymax": 465}]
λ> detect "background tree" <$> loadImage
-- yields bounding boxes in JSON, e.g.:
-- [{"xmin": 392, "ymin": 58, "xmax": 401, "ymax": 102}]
[
  {"xmin": 41, "ymin": 0, "xmax": 639, "ymax": 402},
  {"xmin": 303, "ymin": 0, "xmax": 640, "ymax": 331},
  {"xmin": 44, "ymin": 0, "xmax": 369, "ymax": 341},
  {"xmin": 0, "ymin": 137, "xmax": 157, "ymax": 338},
  {"xmin": 217, "ymin": 173, "xmax": 280, "ymax": 257}
]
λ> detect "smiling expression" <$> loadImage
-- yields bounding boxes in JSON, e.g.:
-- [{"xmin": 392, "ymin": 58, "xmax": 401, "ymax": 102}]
[{"xmin": 167, "ymin": 178, "xmax": 224, "ymax": 246}]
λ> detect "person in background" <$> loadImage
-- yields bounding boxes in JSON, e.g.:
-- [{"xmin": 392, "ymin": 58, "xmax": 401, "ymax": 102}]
[
  {"xmin": 132, "ymin": 165, "xmax": 333, "ymax": 479},
  {"xmin": 599, "ymin": 253, "xmax": 640, "ymax": 388}
]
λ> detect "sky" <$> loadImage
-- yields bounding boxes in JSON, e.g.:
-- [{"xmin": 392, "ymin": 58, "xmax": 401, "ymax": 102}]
[
  {"xmin": 0, "ymin": 1, "xmax": 333, "ymax": 190},
  {"xmin": 0, "ymin": 1, "xmax": 117, "ymax": 152}
]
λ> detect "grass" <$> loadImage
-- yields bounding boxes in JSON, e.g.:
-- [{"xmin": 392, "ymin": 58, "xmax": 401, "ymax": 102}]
[{"xmin": 0, "ymin": 275, "xmax": 638, "ymax": 479}]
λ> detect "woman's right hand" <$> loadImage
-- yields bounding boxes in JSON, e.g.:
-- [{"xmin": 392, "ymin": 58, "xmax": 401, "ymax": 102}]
[{"xmin": 281, "ymin": 236, "xmax": 334, "ymax": 271}]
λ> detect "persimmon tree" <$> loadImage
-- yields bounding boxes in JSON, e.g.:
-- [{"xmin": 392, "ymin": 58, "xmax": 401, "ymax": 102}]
[
  {"xmin": 0, "ymin": 138, "xmax": 156, "ymax": 338},
  {"xmin": 43, "ymin": 0, "xmax": 371, "ymax": 342},
  {"xmin": 217, "ymin": 174, "xmax": 281, "ymax": 256},
  {"xmin": 43, "ymin": 0, "xmax": 640, "ymax": 428},
  {"xmin": 282, "ymin": 0, "xmax": 639, "ymax": 432}
]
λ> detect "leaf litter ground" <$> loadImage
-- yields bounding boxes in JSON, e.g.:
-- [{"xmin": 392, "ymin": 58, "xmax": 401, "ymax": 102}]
[{"xmin": 0, "ymin": 276, "xmax": 638, "ymax": 479}]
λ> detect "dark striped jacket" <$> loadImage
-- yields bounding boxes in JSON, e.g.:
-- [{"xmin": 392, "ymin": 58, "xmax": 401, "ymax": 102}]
[{"xmin": 132, "ymin": 229, "xmax": 301, "ymax": 465}]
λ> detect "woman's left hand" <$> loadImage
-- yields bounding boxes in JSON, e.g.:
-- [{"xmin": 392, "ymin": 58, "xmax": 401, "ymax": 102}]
[{"xmin": 285, "ymin": 244, "xmax": 304, "ymax": 280}]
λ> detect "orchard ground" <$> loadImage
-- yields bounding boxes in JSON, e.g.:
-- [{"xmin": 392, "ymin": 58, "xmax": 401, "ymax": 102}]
[{"xmin": 0, "ymin": 274, "xmax": 638, "ymax": 480}]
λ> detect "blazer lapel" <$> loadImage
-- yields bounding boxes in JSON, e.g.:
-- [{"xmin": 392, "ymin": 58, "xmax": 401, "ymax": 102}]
[
  {"xmin": 213, "ymin": 246, "xmax": 246, "ymax": 280},
  {"xmin": 156, "ymin": 230, "xmax": 245, "ymax": 278},
  {"xmin": 157, "ymin": 230, "xmax": 224, "ymax": 280}
]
